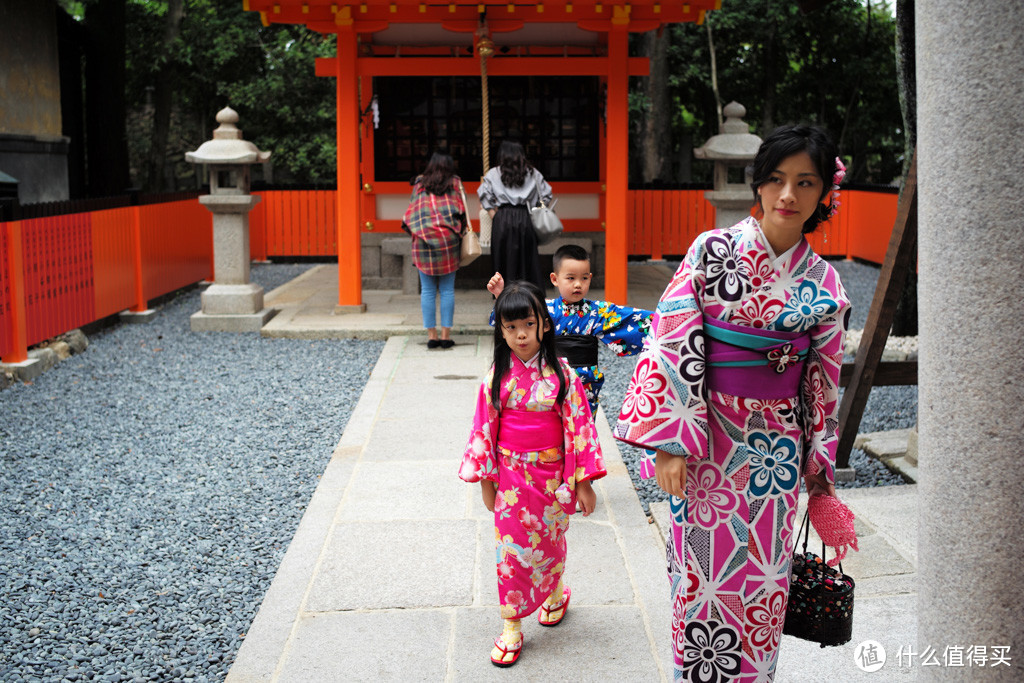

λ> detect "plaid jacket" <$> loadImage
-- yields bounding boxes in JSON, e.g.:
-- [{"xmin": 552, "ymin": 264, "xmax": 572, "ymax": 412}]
[{"xmin": 401, "ymin": 177, "xmax": 468, "ymax": 276}]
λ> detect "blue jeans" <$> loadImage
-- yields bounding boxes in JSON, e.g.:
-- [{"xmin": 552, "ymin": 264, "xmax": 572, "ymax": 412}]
[{"xmin": 419, "ymin": 271, "xmax": 456, "ymax": 329}]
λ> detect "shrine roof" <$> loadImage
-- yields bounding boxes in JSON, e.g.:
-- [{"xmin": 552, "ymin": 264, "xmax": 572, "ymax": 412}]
[{"xmin": 245, "ymin": 1, "xmax": 720, "ymax": 35}]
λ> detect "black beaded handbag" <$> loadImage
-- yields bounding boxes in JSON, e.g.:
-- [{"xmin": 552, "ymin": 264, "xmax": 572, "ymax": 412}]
[{"xmin": 783, "ymin": 511, "xmax": 855, "ymax": 648}]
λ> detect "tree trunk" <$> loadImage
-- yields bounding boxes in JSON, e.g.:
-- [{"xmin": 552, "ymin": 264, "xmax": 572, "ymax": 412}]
[
  {"xmin": 145, "ymin": 0, "xmax": 185, "ymax": 191},
  {"xmin": 761, "ymin": 7, "xmax": 777, "ymax": 133},
  {"xmin": 707, "ymin": 19, "xmax": 723, "ymax": 132},
  {"xmin": 891, "ymin": 0, "xmax": 917, "ymax": 337},
  {"xmin": 895, "ymin": 0, "xmax": 917, "ymax": 179},
  {"xmin": 642, "ymin": 29, "xmax": 670, "ymax": 183},
  {"xmin": 838, "ymin": 1, "xmax": 872, "ymax": 154},
  {"xmin": 84, "ymin": 0, "xmax": 130, "ymax": 196}
]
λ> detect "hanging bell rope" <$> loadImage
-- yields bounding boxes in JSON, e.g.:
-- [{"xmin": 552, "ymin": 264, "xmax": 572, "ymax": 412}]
[
  {"xmin": 475, "ymin": 28, "xmax": 495, "ymax": 247},
  {"xmin": 476, "ymin": 34, "xmax": 495, "ymax": 173}
]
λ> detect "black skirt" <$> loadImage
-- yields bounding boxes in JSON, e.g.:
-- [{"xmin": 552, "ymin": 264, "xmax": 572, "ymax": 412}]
[{"xmin": 492, "ymin": 204, "xmax": 546, "ymax": 292}]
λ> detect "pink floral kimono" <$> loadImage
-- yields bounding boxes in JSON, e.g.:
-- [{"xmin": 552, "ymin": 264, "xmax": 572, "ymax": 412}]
[
  {"xmin": 460, "ymin": 353, "xmax": 606, "ymax": 619},
  {"xmin": 614, "ymin": 217, "xmax": 850, "ymax": 681}
]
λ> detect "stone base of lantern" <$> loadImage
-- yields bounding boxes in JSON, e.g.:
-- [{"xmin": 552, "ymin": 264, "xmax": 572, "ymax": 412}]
[
  {"xmin": 190, "ymin": 308, "xmax": 278, "ymax": 332},
  {"xmin": 191, "ymin": 282, "xmax": 278, "ymax": 332},
  {"xmin": 704, "ymin": 191, "xmax": 755, "ymax": 230}
]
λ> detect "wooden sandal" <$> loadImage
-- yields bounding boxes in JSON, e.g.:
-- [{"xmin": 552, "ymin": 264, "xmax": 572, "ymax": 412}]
[
  {"xmin": 537, "ymin": 585, "xmax": 571, "ymax": 627},
  {"xmin": 490, "ymin": 634, "xmax": 523, "ymax": 667}
]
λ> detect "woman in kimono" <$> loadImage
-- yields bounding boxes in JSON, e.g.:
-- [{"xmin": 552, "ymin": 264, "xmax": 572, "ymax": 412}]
[
  {"xmin": 478, "ymin": 140, "xmax": 553, "ymax": 292},
  {"xmin": 614, "ymin": 125, "xmax": 850, "ymax": 681},
  {"xmin": 460, "ymin": 280, "xmax": 606, "ymax": 667}
]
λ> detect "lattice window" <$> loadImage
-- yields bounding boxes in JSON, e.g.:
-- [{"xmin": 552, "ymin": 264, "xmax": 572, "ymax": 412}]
[{"xmin": 374, "ymin": 76, "xmax": 600, "ymax": 182}]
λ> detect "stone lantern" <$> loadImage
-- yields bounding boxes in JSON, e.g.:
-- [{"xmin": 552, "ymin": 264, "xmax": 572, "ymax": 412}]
[
  {"xmin": 186, "ymin": 107, "xmax": 276, "ymax": 332},
  {"xmin": 693, "ymin": 101, "xmax": 763, "ymax": 229}
]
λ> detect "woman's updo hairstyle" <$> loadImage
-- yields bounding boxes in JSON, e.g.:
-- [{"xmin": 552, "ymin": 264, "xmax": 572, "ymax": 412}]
[{"xmin": 750, "ymin": 124, "xmax": 840, "ymax": 234}]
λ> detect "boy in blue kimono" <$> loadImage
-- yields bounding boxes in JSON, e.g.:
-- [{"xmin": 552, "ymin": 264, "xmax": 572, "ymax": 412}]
[{"xmin": 487, "ymin": 244, "xmax": 653, "ymax": 416}]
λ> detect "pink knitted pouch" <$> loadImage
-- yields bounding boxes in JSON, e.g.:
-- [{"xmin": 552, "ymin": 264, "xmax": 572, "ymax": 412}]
[{"xmin": 808, "ymin": 494, "xmax": 859, "ymax": 566}]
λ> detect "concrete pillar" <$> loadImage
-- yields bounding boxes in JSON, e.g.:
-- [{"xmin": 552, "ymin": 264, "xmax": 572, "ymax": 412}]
[{"xmin": 917, "ymin": 2, "xmax": 1024, "ymax": 678}]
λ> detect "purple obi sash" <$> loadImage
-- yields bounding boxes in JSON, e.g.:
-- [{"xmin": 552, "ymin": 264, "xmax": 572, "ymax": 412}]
[
  {"xmin": 498, "ymin": 408, "xmax": 563, "ymax": 452},
  {"xmin": 704, "ymin": 316, "xmax": 811, "ymax": 399}
]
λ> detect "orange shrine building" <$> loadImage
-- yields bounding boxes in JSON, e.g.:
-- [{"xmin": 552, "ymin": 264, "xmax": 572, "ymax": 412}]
[{"xmin": 244, "ymin": 0, "xmax": 721, "ymax": 307}]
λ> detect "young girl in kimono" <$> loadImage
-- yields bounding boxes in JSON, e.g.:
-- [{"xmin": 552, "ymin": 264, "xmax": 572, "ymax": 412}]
[
  {"xmin": 615, "ymin": 125, "xmax": 851, "ymax": 681},
  {"xmin": 459, "ymin": 280, "xmax": 606, "ymax": 667}
]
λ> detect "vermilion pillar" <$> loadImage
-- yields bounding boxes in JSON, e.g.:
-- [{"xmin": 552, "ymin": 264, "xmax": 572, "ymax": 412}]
[
  {"xmin": 336, "ymin": 26, "xmax": 364, "ymax": 309},
  {"xmin": 604, "ymin": 26, "xmax": 629, "ymax": 303},
  {"xmin": 1, "ymin": 221, "xmax": 28, "ymax": 363}
]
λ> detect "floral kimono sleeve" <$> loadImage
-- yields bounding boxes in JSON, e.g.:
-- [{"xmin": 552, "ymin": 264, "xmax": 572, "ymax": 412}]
[
  {"xmin": 799, "ymin": 270, "xmax": 852, "ymax": 484},
  {"xmin": 590, "ymin": 300, "xmax": 653, "ymax": 357},
  {"xmin": 614, "ymin": 237, "xmax": 711, "ymax": 478},
  {"xmin": 459, "ymin": 367, "xmax": 500, "ymax": 483}
]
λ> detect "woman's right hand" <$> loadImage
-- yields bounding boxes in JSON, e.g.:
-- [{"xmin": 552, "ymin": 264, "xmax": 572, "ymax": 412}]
[
  {"xmin": 487, "ymin": 273, "xmax": 505, "ymax": 297},
  {"xmin": 655, "ymin": 450, "xmax": 687, "ymax": 498}
]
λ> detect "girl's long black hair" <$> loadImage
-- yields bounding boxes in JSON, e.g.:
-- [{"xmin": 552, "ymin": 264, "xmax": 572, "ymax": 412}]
[{"xmin": 490, "ymin": 280, "xmax": 568, "ymax": 411}]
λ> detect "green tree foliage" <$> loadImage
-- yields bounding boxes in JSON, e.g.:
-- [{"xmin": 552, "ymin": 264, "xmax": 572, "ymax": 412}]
[
  {"xmin": 633, "ymin": 0, "xmax": 904, "ymax": 185},
  {"xmin": 121, "ymin": 0, "xmax": 336, "ymax": 189},
  {"xmin": 62, "ymin": 0, "xmax": 902, "ymax": 189}
]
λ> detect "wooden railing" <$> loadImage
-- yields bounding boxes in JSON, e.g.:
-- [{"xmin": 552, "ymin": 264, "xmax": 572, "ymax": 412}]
[
  {"xmin": 2, "ymin": 186, "xmax": 898, "ymax": 362},
  {"xmin": 244, "ymin": 185, "xmax": 898, "ymax": 261},
  {"xmin": 1, "ymin": 200, "xmax": 212, "ymax": 362}
]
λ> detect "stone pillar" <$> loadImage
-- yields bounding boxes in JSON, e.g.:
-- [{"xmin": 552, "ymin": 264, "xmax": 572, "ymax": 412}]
[{"xmin": 917, "ymin": 2, "xmax": 1024, "ymax": 678}]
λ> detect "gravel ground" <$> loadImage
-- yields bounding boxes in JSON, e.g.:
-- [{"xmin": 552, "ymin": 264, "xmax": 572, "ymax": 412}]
[
  {"xmin": 0, "ymin": 259, "xmax": 915, "ymax": 679},
  {"xmin": 601, "ymin": 259, "xmax": 917, "ymax": 513},
  {"xmin": 0, "ymin": 264, "xmax": 383, "ymax": 682}
]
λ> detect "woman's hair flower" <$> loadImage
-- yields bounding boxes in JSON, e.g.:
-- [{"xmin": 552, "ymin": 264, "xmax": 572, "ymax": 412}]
[{"xmin": 828, "ymin": 156, "xmax": 846, "ymax": 219}]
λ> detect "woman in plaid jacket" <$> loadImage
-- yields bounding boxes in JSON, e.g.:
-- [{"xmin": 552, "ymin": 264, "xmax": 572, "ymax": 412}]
[{"xmin": 401, "ymin": 152, "xmax": 469, "ymax": 349}]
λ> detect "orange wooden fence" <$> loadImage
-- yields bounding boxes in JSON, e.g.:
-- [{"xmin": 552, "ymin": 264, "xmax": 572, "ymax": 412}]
[
  {"xmin": 245, "ymin": 187, "xmax": 897, "ymax": 261},
  {"xmin": 2, "ymin": 188, "xmax": 897, "ymax": 363},
  {"xmin": 252, "ymin": 190, "xmax": 337, "ymax": 258},
  {"xmin": 628, "ymin": 188, "xmax": 717, "ymax": 259},
  {"xmin": 1, "ymin": 200, "xmax": 211, "ymax": 362}
]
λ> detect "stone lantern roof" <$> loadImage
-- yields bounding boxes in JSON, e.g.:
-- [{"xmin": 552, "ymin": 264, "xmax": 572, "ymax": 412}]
[
  {"xmin": 185, "ymin": 107, "xmax": 271, "ymax": 165},
  {"xmin": 693, "ymin": 101, "xmax": 762, "ymax": 161}
]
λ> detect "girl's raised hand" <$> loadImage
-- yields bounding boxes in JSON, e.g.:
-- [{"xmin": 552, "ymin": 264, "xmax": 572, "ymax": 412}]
[
  {"xmin": 655, "ymin": 450, "xmax": 687, "ymax": 498},
  {"xmin": 487, "ymin": 273, "xmax": 505, "ymax": 297}
]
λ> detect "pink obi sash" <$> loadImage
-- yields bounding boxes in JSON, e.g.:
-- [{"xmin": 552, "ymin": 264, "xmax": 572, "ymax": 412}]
[
  {"xmin": 497, "ymin": 408, "xmax": 563, "ymax": 453},
  {"xmin": 704, "ymin": 316, "xmax": 811, "ymax": 400}
]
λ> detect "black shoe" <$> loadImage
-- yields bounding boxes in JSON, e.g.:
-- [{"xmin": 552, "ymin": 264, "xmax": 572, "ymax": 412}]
[
  {"xmin": 440, "ymin": 339, "xmax": 455, "ymax": 349},
  {"xmin": 427, "ymin": 339, "xmax": 441, "ymax": 349}
]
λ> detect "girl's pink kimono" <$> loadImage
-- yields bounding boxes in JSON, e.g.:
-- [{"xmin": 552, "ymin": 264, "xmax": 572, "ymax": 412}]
[
  {"xmin": 460, "ymin": 353, "xmax": 606, "ymax": 619},
  {"xmin": 615, "ymin": 217, "xmax": 850, "ymax": 681}
]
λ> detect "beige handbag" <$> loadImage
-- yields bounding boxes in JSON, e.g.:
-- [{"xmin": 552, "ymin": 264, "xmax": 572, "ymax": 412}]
[{"xmin": 458, "ymin": 181, "xmax": 481, "ymax": 266}]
